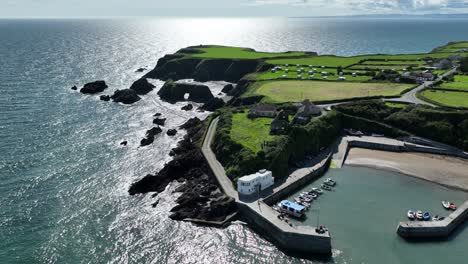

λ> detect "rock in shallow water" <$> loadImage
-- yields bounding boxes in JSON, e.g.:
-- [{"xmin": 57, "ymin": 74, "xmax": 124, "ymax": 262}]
[
  {"xmin": 99, "ymin": 95, "xmax": 110, "ymax": 101},
  {"xmin": 140, "ymin": 126, "xmax": 162, "ymax": 146},
  {"xmin": 167, "ymin": 129, "xmax": 177, "ymax": 136},
  {"xmin": 80, "ymin": 80, "xmax": 108, "ymax": 94},
  {"xmin": 153, "ymin": 117, "xmax": 166, "ymax": 126},
  {"xmin": 129, "ymin": 78, "xmax": 155, "ymax": 95},
  {"xmin": 181, "ymin": 104, "xmax": 193, "ymax": 111},
  {"xmin": 111, "ymin": 89, "xmax": 141, "ymax": 104},
  {"xmin": 71, "ymin": 85, "xmax": 77, "ymax": 90}
]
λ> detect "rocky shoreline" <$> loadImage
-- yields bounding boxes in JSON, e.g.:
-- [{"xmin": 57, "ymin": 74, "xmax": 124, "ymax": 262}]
[{"xmin": 129, "ymin": 117, "xmax": 237, "ymax": 224}]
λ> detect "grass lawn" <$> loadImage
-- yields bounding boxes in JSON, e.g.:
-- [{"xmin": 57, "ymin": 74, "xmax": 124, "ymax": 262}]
[
  {"xmin": 191, "ymin": 46, "xmax": 306, "ymax": 59},
  {"xmin": 256, "ymin": 70, "xmax": 372, "ymax": 82},
  {"xmin": 439, "ymin": 82, "xmax": 468, "ymax": 91},
  {"xmin": 432, "ymin": 42, "xmax": 468, "ymax": 53},
  {"xmin": 230, "ymin": 112, "xmax": 277, "ymax": 153},
  {"xmin": 420, "ymin": 90, "xmax": 468, "ymax": 108},
  {"xmin": 385, "ymin": 102, "xmax": 410, "ymax": 108},
  {"xmin": 245, "ymin": 80, "xmax": 414, "ymax": 103},
  {"xmin": 361, "ymin": 60, "xmax": 426, "ymax": 65},
  {"xmin": 349, "ymin": 65, "xmax": 418, "ymax": 71},
  {"xmin": 454, "ymin": 75, "xmax": 468, "ymax": 82}
]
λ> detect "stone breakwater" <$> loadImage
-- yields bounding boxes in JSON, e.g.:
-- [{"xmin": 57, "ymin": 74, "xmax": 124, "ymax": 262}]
[{"xmin": 397, "ymin": 200, "xmax": 468, "ymax": 239}]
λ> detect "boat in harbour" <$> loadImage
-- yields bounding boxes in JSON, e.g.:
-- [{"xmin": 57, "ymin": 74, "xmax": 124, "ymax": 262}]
[
  {"xmin": 310, "ymin": 188, "xmax": 323, "ymax": 195},
  {"xmin": 416, "ymin": 211, "xmax": 423, "ymax": 220},
  {"xmin": 321, "ymin": 184, "xmax": 332, "ymax": 191},
  {"xmin": 442, "ymin": 201, "xmax": 450, "ymax": 209},
  {"xmin": 324, "ymin": 178, "xmax": 336, "ymax": 186},
  {"xmin": 278, "ymin": 200, "xmax": 306, "ymax": 218},
  {"xmin": 423, "ymin": 212, "xmax": 431, "ymax": 221},
  {"xmin": 407, "ymin": 210, "xmax": 415, "ymax": 220},
  {"xmin": 450, "ymin": 203, "xmax": 457, "ymax": 210}
]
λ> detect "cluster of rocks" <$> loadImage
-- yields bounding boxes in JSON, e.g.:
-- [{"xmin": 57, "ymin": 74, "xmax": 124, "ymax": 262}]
[
  {"xmin": 129, "ymin": 117, "xmax": 237, "ymax": 224},
  {"xmin": 140, "ymin": 126, "xmax": 162, "ymax": 146}
]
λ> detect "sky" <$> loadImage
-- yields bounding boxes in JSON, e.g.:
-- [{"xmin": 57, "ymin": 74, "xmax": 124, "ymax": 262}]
[{"xmin": 2, "ymin": 0, "xmax": 468, "ymax": 18}]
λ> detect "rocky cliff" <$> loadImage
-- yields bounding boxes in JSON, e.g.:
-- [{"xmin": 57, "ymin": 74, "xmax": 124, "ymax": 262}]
[{"xmin": 157, "ymin": 80, "xmax": 214, "ymax": 104}]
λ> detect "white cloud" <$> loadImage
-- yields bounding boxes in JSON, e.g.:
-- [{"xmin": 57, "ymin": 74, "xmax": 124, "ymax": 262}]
[{"xmin": 245, "ymin": 0, "xmax": 468, "ymax": 13}]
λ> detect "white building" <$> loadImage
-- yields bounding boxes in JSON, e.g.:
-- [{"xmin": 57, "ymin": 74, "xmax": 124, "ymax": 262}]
[{"xmin": 237, "ymin": 169, "xmax": 274, "ymax": 195}]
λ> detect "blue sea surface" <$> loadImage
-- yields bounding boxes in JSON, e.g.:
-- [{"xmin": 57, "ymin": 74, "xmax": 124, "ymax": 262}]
[{"xmin": 1, "ymin": 17, "xmax": 468, "ymax": 263}]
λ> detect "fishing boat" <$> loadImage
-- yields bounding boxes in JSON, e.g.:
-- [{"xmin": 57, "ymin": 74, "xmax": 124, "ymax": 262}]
[
  {"xmin": 423, "ymin": 212, "xmax": 431, "ymax": 221},
  {"xmin": 324, "ymin": 178, "xmax": 336, "ymax": 186},
  {"xmin": 321, "ymin": 184, "xmax": 332, "ymax": 191},
  {"xmin": 449, "ymin": 203, "xmax": 457, "ymax": 210},
  {"xmin": 407, "ymin": 210, "xmax": 415, "ymax": 220},
  {"xmin": 416, "ymin": 211, "xmax": 423, "ymax": 220},
  {"xmin": 442, "ymin": 201, "xmax": 450, "ymax": 209},
  {"xmin": 278, "ymin": 200, "xmax": 306, "ymax": 218},
  {"xmin": 311, "ymin": 188, "xmax": 323, "ymax": 195},
  {"xmin": 432, "ymin": 215, "xmax": 440, "ymax": 221}
]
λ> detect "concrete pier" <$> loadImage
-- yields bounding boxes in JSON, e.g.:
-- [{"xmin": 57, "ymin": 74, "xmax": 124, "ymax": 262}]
[
  {"xmin": 202, "ymin": 117, "xmax": 332, "ymax": 256},
  {"xmin": 397, "ymin": 200, "xmax": 468, "ymax": 238}
]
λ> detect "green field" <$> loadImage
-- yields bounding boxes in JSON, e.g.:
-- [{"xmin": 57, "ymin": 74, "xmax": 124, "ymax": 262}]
[
  {"xmin": 191, "ymin": 46, "xmax": 306, "ymax": 59},
  {"xmin": 349, "ymin": 65, "xmax": 418, "ymax": 71},
  {"xmin": 454, "ymin": 75, "xmax": 468, "ymax": 82},
  {"xmin": 256, "ymin": 70, "xmax": 372, "ymax": 82},
  {"xmin": 439, "ymin": 82, "xmax": 468, "ymax": 91},
  {"xmin": 361, "ymin": 60, "xmax": 426, "ymax": 65},
  {"xmin": 230, "ymin": 112, "xmax": 277, "ymax": 153},
  {"xmin": 245, "ymin": 80, "xmax": 414, "ymax": 103},
  {"xmin": 420, "ymin": 90, "xmax": 468, "ymax": 108},
  {"xmin": 432, "ymin": 42, "xmax": 468, "ymax": 53},
  {"xmin": 266, "ymin": 53, "xmax": 460, "ymax": 68},
  {"xmin": 385, "ymin": 102, "xmax": 410, "ymax": 108}
]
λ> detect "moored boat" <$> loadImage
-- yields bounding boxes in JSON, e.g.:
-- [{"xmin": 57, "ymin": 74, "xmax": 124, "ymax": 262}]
[
  {"xmin": 278, "ymin": 200, "xmax": 306, "ymax": 218},
  {"xmin": 324, "ymin": 178, "xmax": 336, "ymax": 186},
  {"xmin": 311, "ymin": 188, "xmax": 323, "ymax": 194},
  {"xmin": 449, "ymin": 202, "xmax": 457, "ymax": 210},
  {"xmin": 442, "ymin": 201, "xmax": 450, "ymax": 209},
  {"xmin": 321, "ymin": 184, "xmax": 332, "ymax": 191},
  {"xmin": 407, "ymin": 210, "xmax": 415, "ymax": 220},
  {"xmin": 416, "ymin": 211, "xmax": 423, "ymax": 220},
  {"xmin": 423, "ymin": 212, "xmax": 431, "ymax": 221}
]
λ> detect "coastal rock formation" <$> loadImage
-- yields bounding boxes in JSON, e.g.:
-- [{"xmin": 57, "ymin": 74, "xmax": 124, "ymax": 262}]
[
  {"xmin": 135, "ymin": 67, "xmax": 147, "ymax": 73},
  {"xmin": 80, "ymin": 80, "xmax": 108, "ymax": 94},
  {"xmin": 153, "ymin": 117, "xmax": 166, "ymax": 126},
  {"xmin": 154, "ymin": 113, "xmax": 162, "ymax": 117},
  {"xmin": 221, "ymin": 84, "xmax": 234, "ymax": 93},
  {"xmin": 200, "ymin": 97, "xmax": 225, "ymax": 111},
  {"xmin": 157, "ymin": 80, "xmax": 214, "ymax": 104},
  {"xmin": 181, "ymin": 104, "xmax": 193, "ymax": 111},
  {"xmin": 167, "ymin": 129, "xmax": 177, "ymax": 136},
  {"xmin": 99, "ymin": 95, "xmax": 110, "ymax": 101},
  {"xmin": 120, "ymin": 141, "xmax": 128, "ymax": 146},
  {"xmin": 71, "ymin": 86, "xmax": 77, "ymax": 90},
  {"xmin": 140, "ymin": 126, "xmax": 162, "ymax": 146},
  {"xmin": 129, "ymin": 78, "xmax": 155, "ymax": 95},
  {"xmin": 129, "ymin": 117, "xmax": 237, "ymax": 224},
  {"xmin": 111, "ymin": 89, "xmax": 141, "ymax": 104}
]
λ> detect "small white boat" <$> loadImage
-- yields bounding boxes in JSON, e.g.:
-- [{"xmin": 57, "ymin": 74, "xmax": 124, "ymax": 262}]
[
  {"xmin": 324, "ymin": 178, "xmax": 336, "ymax": 187},
  {"xmin": 407, "ymin": 210, "xmax": 415, "ymax": 220},
  {"xmin": 311, "ymin": 188, "xmax": 323, "ymax": 194},
  {"xmin": 442, "ymin": 201, "xmax": 450, "ymax": 209},
  {"xmin": 321, "ymin": 184, "xmax": 332, "ymax": 191},
  {"xmin": 416, "ymin": 211, "xmax": 423, "ymax": 221}
]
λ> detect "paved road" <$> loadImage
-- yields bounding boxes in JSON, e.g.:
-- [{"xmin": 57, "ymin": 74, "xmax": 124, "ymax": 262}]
[{"xmin": 386, "ymin": 67, "xmax": 458, "ymax": 105}]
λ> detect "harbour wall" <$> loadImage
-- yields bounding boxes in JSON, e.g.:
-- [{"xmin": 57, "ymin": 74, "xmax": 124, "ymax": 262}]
[
  {"xmin": 237, "ymin": 202, "xmax": 332, "ymax": 255},
  {"xmin": 397, "ymin": 200, "xmax": 468, "ymax": 238},
  {"xmin": 263, "ymin": 156, "xmax": 331, "ymax": 206}
]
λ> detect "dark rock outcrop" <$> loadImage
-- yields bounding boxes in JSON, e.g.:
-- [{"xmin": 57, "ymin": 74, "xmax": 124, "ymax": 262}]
[
  {"xmin": 167, "ymin": 129, "xmax": 177, "ymax": 136},
  {"xmin": 100, "ymin": 95, "xmax": 110, "ymax": 101},
  {"xmin": 145, "ymin": 56, "xmax": 263, "ymax": 83},
  {"xmin": 129, "ymin": 116, "xmax": 237, "ymax": 224},
  {"xmin": 135, "ymin": 67, "xmax": 147, "ymax": 73},
  {"xmin": 181, "ymin": 104, "xmax": 193, "ymax": 111},
  {"xmin": 129, "ymin": 78, "xmax": 155, "ymax": 95},
  {"xmin": 71, "ymin": 86, "xmax": 77, "ymax": 90},
  {"xmin": 154, "ymin": 113, "xmax": 162, "ymax": 117},
  {"xmin": 80, "ymin": 80, "xmax": 108, "ymax": 94},
  {"xmin": 120, "ymin": 141, "xmax": 128, "ymax": 146},
  {"xmin": 111, "ymin": 89, "xmax": 141, "ymax": 104},
  {"xmin": 140, "ymin": 126, "xmax": 162, "ymax": 146},
  {"xmin": 153, "ymin": 117, "xmax": 166, "ymax": 126},
  {"xmin": 200, "ymin": 97, "xmax": 225, "ymax": 112},
  {"xmin": 157, "ymin": 80, "xmax": 214, "ymax": 104},
  {"xmin": 221, "ymin": 84, "xmax": 234, "ymax": 93}
]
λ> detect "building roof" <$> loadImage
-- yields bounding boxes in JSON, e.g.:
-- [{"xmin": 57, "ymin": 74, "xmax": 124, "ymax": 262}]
[
  {"xmin": 297, "ymin": 99, "xmax": 320, "ymax": 116},
  {"xmin": 280, "ymin": 200, "xmax": 305, "ymax": 211},
  {"xmin": 238, "ymin": 169, "xmax": 272, "ymax": 182}
]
